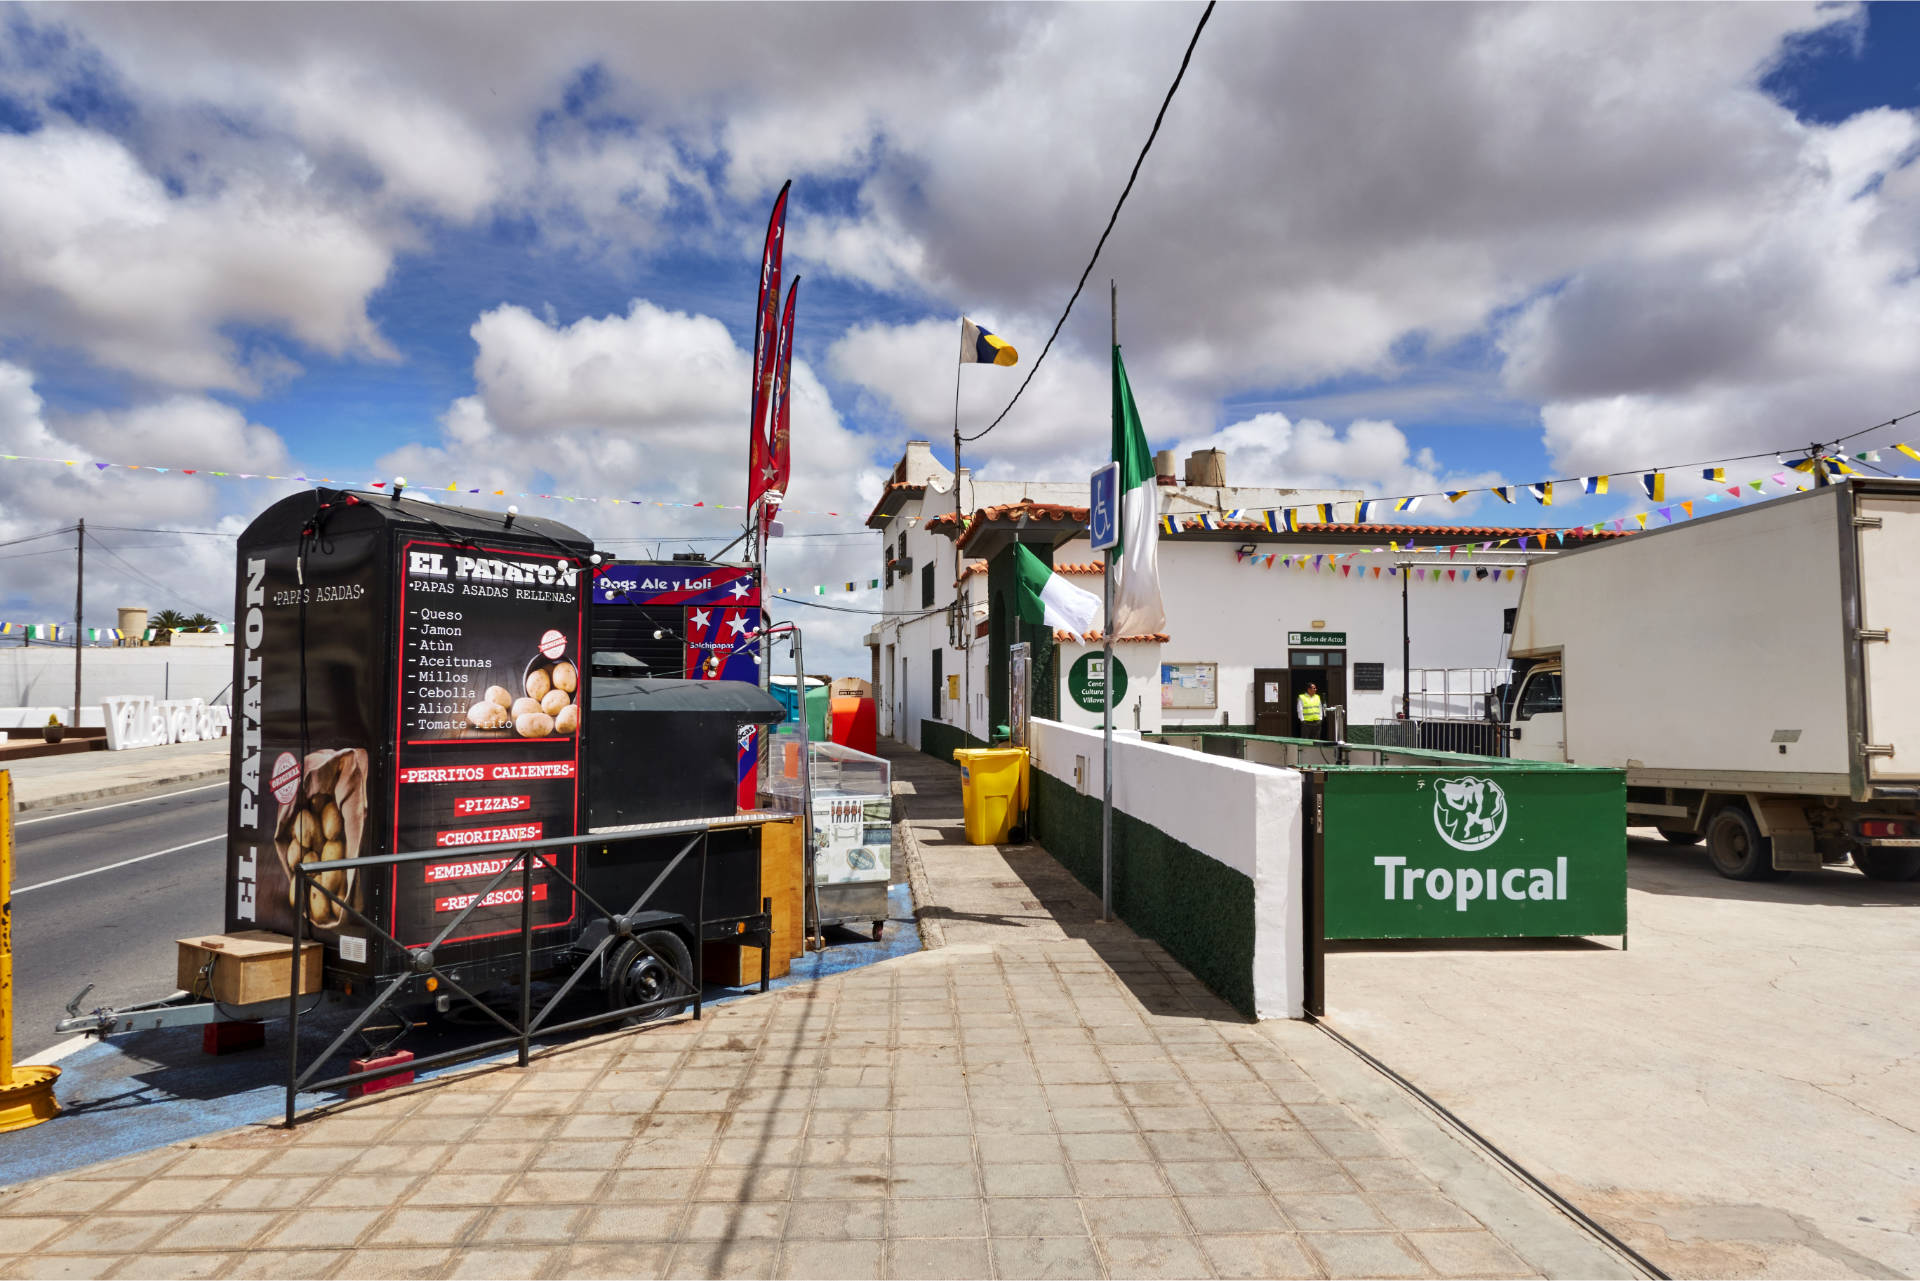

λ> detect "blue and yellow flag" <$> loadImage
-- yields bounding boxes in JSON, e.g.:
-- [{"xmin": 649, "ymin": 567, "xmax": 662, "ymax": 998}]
[{"xmin": 960, "ymin": 318, "xmax": 1017, "ymax": 366}]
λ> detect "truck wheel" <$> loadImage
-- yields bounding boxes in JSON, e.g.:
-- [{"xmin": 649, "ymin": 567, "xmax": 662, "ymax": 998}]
[
  {"xmin": 1853, "ymin": 848, "xmax": 1920, "ymax": 881},
  {"xmin": 1705, "ymin": 806, "xmax": 1783, "ymax": 881},
  {"xmin": 609, "ymin": 930, "xmax": 694, "ymax": 1021},
  {"xmin": 1657, "ymin": 829, "xmax": 1703, "ymax": 845}
]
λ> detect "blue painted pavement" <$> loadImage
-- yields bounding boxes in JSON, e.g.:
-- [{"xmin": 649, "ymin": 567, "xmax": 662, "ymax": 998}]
[{"xmin": 0, "ymin": 883, "xmax": 919, "ymax": 1187}]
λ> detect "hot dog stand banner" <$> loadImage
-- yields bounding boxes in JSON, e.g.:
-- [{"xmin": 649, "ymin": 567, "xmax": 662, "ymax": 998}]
[
  {"xmin": 591, "ymin": 561, "xmax": 763, "ymax": 808},
  {"xmin": 1314, "ymin": 767, "xmax": 1626, "ymax": 940},
  {"xmin": 228, "ymin": 490, "xmax": 593, "ymax": 978}
]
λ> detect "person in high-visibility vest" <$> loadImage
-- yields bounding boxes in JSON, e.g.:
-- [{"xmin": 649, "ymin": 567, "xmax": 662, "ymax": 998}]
[{"xmin": 1296, "ymin": 682, "xmax": 1325, "ymax": 740}]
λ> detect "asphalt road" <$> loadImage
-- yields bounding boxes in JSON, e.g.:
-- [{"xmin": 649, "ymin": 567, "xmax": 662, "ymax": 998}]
[{"xmin": 9, "ymin": 782, "xmax": 228, "ymax": 1059}]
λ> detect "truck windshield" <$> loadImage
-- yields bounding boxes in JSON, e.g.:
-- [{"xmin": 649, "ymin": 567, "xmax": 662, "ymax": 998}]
[{"xmin": 1515, "ymin": 671, "xmax": 1562, "ymax": 720}]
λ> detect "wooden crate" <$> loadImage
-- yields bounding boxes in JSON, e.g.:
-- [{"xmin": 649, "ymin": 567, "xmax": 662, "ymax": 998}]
[
  {"xmin": 704, "ymin": 819, "xmax": 806, "ymax": 986},
  {"xmin": 177, "ymin": 930, "xmax": 322, "ymax": 1006}
]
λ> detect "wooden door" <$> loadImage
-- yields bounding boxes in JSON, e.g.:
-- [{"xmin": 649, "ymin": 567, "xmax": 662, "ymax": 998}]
[{"xmin": 1253, "ymin": 667, "xmax": 1289, "ymax": 735}]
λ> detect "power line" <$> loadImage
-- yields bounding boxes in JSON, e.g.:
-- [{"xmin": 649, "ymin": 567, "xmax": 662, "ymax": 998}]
[
  {"xmin": 766, "ymin": 596, "xmax": 945, "ymax": 620},
  {"xmin": 1172, "ymin": 403, "xmax": 1920, "ymax": 527},
  {"xmin": 961, "ymin": 0, "xmax": 1216, "ymax": 444},
  {"xmin": 83, "ymin": 531, "xmax": 227, "ymax": 619},
  {"xmin": 89, "ymin": 525, "xmax": 237, "ymax": 537},
  {"xmin": 0, "ymin": 525, "xmax": 76, "ymax": 551}
]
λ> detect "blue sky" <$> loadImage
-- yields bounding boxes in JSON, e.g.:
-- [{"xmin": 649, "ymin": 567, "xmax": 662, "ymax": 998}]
[{"xmin": 2, "ymin": 2, "xmax": 1919, "ymax": 668}]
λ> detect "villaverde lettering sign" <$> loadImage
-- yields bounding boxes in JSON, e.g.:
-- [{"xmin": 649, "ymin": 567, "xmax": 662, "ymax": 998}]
[
  {"xmin": 1318, "ymin": 767, "xmax": 1626, "ymax": 939},
  {"xmin": 1288, "ymin": 631, "xmax": 1345, "ymax": 646}
]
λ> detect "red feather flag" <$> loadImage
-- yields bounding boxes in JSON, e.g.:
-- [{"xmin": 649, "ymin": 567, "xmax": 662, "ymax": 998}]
[
  {"xmin": 748, "ymin": 180, "xmax": 792, "ymax": 510},
  {"xmin": 767, "ymin": 278, "xmax": 800, "ymax": 507}
]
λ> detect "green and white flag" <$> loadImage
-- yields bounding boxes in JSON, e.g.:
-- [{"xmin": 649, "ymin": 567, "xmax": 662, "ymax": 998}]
[
  {"xmin": 1014, "ymin": 544, "xmax": 1100, "ymax": 639},
  {"xmin": 1109, "ymin": 346, "xmax": 1165, "ymax": 635}
]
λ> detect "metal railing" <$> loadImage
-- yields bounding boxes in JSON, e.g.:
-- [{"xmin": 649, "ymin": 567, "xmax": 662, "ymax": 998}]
[
  {"xmin": 1400, "ymin": 666, "xmax": 1510, "ymax": 721},
  {"xmin": 1373, "ymin": 717, "xmax": 1509, "ymax": 756},
  {"xmin": 286, "ymin": 819, "xmax": 772, "ymax": 1125}
]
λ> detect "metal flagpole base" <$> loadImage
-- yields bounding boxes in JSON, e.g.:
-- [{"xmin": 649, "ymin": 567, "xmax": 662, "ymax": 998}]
[{"xmin": 0, "ymin": 1064, "xmax": 60, "ymax": 1132}]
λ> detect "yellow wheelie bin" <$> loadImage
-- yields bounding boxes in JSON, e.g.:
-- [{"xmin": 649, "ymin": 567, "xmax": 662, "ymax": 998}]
[{"xmin": 952, "ymin": 747, "xmax": 1028, "ymax": 845}]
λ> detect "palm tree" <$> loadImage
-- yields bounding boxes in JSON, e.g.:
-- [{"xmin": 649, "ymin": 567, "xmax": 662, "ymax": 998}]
[
  {"xmin": 183, "ymin": 612, "xmax": 216, "ymax": 630},
  {"xmin": 149, "ymin": 609, "xmax": 190, "ymax": 643}
]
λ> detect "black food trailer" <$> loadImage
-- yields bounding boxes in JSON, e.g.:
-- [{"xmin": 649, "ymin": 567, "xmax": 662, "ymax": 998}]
[{"xmin": 58, "ymin": 490, "xmax": 793, "ymax": 1093}]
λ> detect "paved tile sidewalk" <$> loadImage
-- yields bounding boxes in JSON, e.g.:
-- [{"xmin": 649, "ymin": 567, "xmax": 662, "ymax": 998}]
[
  {"xmin": 0, "ymin": 740, "xmax": 1631, "ymax": 1279},
  {"xmin": 5, "ymin": 737, "xmax": 228, "ymax": 810}
]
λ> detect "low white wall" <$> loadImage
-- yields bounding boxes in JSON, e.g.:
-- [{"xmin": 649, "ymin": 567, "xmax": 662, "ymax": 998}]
[
  {"xmin": 0, "ymin": 647, "xmax": 233, "ymax": 707},
  {"xmin": 1029, "ymin": 718, "xmax": 1305, "ymax": 1019},
  {"xmin": 0, "ymin": 706, "xmax": 106, "ymax": 729}
]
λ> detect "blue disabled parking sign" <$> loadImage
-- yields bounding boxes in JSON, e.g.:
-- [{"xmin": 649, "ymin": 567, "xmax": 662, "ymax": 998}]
[{"xmin": 1089, "ymin": 462, "xmax": 1120, "ymax": 552}]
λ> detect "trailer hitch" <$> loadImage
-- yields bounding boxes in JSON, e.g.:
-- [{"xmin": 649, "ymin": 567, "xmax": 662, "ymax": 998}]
[{"xmin": 54, "ymin": 983, "xmax": 112, "ymax": 1037}]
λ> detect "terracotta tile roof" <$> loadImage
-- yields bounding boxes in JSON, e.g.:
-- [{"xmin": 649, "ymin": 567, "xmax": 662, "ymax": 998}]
[
  {"xmin": 1052, "ymin": 563, "xmax": 1105, "ymax": 575},
  {"xmin": 927, "ymin": 500, "xmax": 1088, "ymax": 535},
  {"xmin": 1056, "ymin": 630, "xmax": 1168, "ymax": 643},
  {"xmin": 864, "ymin": 480, "xmax": 930, "ymax": 529},
  {"xmin": 953, "ymin": 559, "xmax": 988, "ymax": 586}
]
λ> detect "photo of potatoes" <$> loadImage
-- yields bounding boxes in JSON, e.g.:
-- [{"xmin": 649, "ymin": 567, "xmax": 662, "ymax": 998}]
[
  {"xmin": 514, "ymin": 650, "xmax": 578, "ymax": 738},
  {"xmin": 456, "ymin": 640, "xmax": 579, "ymax": 738},
  {"xmin": 273, "ymin": 746, "xmax": 369, "ymax": 932}
]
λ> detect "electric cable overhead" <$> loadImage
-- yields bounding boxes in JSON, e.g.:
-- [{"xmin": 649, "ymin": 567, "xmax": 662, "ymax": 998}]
[
  {"xmin": 961, "ymin": 0, "xmax": 1216, "ymax": 444},
  {"xmin": 765, "ymin": 596, "xmax": 947, "ymax": 620},
  {"xmin": 84, "ymin": 530, "xmax": 227, "ymax": 618},
  {"xmin": 0, "ymin": 525, "xmax": 77, "ymax": 551},
  {"xmin": 1174, "ymin": 402, "xmax": 1920, "ymax": 528},
  {"xmin": 88, "ymin": 525, "xmax": 238, "ymax": 537}
]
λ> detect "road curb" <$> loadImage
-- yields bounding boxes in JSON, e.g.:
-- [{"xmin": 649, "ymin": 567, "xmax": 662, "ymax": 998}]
[
  {"xmin": 14, "ymin": 767, "xmax": 230, "ymax": 814},
  {"xmin": 891, "ymin": 795, "xmax": 947, "ymax": 951}
]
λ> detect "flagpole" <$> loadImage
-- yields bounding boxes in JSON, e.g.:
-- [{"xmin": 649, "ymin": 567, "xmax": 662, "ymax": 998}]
[
  {"xmin": 952, "ymin": 342, "xmax": 966, "ymax": 740},
  {"xmin": 1102, "ymin": 281, "xmax": 1116, "ymax": 924}
]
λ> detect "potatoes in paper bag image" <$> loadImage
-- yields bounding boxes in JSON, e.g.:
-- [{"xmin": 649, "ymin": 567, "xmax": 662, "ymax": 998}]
[{"xmin": 274, "ymin": 747, "xmax": 369, "ymax": 931}]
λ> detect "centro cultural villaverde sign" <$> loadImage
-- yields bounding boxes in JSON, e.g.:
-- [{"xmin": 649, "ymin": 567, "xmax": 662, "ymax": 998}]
[{"xmin": 1318, "ymin": 767, "xmax": 1626, "ymax": 939}]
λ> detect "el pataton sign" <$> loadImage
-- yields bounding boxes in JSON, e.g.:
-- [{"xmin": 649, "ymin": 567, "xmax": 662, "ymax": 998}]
[{"xmin": 1319, "ymin": 767, "xmax": 1626, "ymax": 939}]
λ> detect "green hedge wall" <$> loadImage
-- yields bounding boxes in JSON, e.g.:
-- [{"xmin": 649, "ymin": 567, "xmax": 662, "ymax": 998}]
[
  {"xmin": 920, "ymin": 719, "xmax": 985, "ymax": 764},
  {"xmin": 1029, "ymin": 768, "xmax": 1256, "ymax": 1017}
]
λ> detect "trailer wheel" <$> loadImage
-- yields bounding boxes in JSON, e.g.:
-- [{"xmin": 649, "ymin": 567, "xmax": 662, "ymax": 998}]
[
  {"xmin": 1657, "ymin": 828, "xmax": 1703, "ymax": 845},
  {"xmin": 1705, "ymin": 805, "xmax": 1783, "ymax": 881},
  {"xmin": 609, "ymin": 930, "xmax": 694, "ymax": 1022},
  {"xmin": 1853, "ymin": 848, "xmax": 1920, "ymax": 882}
]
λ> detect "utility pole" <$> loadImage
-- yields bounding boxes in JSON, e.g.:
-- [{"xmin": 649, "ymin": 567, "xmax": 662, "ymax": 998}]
[
  {"xmin": 72, "ymin": 518, "xmax": 84, "ymax": 730},
  {"xmin": 952, "ymin": 336, "xmax": 967, "ymax": 740}
]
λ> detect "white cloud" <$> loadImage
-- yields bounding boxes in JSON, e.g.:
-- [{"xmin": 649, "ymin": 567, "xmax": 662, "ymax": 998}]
[
  {"xmin": 5, "ymin": 0, "xmax": 1919, "ymax": 611},
  {"xmin": 381, "ymin": 301, "xmax": 886, "ymax": 674},
  {"xmin": 1165, "ymin": 412, "xmax": 1507, "ymax": 518},
  {"xmin": 0, "ymin": 361, "xmax": 295, "ymax": 623},
  {"xmin": 0, "ymin": 126, "xmax": 396, "ymax": 392},
  {"xmin": 825, "ymin": 316, "xmax": 1209, "ymax": 482}
]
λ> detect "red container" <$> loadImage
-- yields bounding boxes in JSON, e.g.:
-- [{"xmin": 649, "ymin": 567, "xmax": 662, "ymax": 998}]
[{"xmin": 829, "ymin": 694, "xmax": 876, "ymax": 756}]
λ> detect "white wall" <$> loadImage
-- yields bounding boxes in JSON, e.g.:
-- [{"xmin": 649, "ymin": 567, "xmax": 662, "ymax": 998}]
[
  {"xmin": 1053, "ymin": 639, "xmax": 1162, "ymax": 733},
  {"xmin": 1029, "ymin": 717, "xmax": 1305, "ymax": 1019},
  {"xmin": 869, "ymin": 463, "xmax": 1525, "ymax": 744},
  {"xmin": 0, "ymin": 646, "xmax": 234, "ymax": 708},
  {"xmin": 1046, "ymin": 535, "xmax": 1524, "ymax": 730},
  {"xmin": 875, "ymin": 474, "xmax": 1086, "ymax": 747}
]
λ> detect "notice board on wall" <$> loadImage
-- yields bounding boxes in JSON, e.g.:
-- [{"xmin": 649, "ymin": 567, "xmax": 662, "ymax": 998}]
[
  {"xmin": 1160, "ymin": 661, "xmax": 1217, "ymax": 709},
  {"xmin": 1353, "ymin": 662, "xmax": 1385, "ymax": 691}
]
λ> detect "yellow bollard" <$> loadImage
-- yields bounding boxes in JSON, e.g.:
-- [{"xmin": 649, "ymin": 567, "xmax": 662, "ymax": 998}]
[{"xmin": 0, "ymin": 769, "xmax": 61, "ymax": 1131}]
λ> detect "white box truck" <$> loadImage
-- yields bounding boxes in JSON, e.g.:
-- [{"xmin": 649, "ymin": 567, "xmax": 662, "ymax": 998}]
[{"xmin": 1502, "ymin": 477, "xmax": 1920, "ymax": 881}]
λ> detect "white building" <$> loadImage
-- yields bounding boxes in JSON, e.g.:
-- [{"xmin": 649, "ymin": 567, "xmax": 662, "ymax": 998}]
[{"xmin": 868, "ymin": 442, "xmax": 1627, "ymax": 749}]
